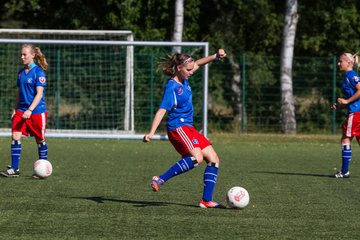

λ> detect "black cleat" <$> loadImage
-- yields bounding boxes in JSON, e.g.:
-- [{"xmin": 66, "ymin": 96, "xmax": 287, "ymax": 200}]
[{"xmin": 0, "ymin": 167, "xmax": 20, "ymax": 177}]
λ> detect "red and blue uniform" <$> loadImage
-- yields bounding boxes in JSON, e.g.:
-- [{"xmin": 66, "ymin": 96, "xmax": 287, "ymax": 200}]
[
  {"xmin": 160, "ymin": 78, "xmax": 210, "ymax": 157},
  {"xmin": 12, "ymin": 64, "xmax": 47, "ymax": 140},
  {"xmin": 342, "ymin": 70, "xmax": 360, "ymax": 139},
  {"xmin": 336, "ymin": 69, "xmax": 360, "ymax": 176}
]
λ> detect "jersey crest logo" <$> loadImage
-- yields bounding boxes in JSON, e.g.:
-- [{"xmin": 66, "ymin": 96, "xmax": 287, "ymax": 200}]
[
  {"xmin": 354, "ymin": 76, "xmax": 359, "ymax": 82},
  {"xmin": 39, "ymin": 77, "xmax": 46, "ymax": 83},
  {"xmin": 192, "ymin": 138, "xmax": 199, "ymax": 144},
  {"xmin": 27, "ymin": 78, "xmax": 33, "ymax": 83},
  {"xmin": 177, "ymin": 87, "xmax": 183, "ymax": 95}
]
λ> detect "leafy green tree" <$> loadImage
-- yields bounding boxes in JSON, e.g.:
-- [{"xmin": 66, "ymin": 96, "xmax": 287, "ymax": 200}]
[
  {"xmin": 1, "ymin": 0, "xmax": 360, "ymax": 133},
  {"xmin": 296, "ymin": 0, "xmax": 360, "ymax": 56}
]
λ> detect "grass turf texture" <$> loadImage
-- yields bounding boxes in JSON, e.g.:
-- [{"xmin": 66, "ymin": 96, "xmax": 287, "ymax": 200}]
[{"xmin": 0, "ymin": 134, "xmax": 359, "ymax": 239}]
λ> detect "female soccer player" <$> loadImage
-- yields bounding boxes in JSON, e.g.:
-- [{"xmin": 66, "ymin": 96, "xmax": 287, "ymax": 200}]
[
  {"xmin": 331, "ymin": 53, "xmax": 360, "ymax": 178},
  {"xmin": 143, "ymin": 49, "xmax": 227, "ymax": 208},
  {"xmin": 0, "ymin": 44, "xmax": 49, "ymax": 177}
]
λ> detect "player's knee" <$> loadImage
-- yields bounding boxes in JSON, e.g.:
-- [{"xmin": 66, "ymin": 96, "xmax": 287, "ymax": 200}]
[
  {"xmin": 214, "ymin": 155, "xmax": 220, "ymax": 164},
  {"xmin": 36, "ymin": 138, "xmax": 45, "ymax": 144},
  {"xmin": 207, "ymin": 154, "xmax": 220, "ymax": 165},
  {"xmin": 189, "ymin": 156, "xmax": 200, "ymax": 167},
  {"xmin": 12, "ymin": 133, "xmax": 21, "ymax": 141},
  {"xmin": 189, "ymin": 149, "xmax": 204, "ymax": 164},
  {"xmin": 192, "ymin": 154, "xmax": 204, "ymax": 165}
]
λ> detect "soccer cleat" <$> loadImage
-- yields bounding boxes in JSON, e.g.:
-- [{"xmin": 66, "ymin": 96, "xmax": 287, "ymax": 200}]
[
  {"xmin": 151, "ymin": 176, "xmax": 164, "ymax": 191},
  {"xmin": 199, "ymin": 199, "xmax": 226, "ymax": 209},
  {"xmin": 333, "ymin": 171, "xmax": 350, "ymax": 178},
  {"xmin": 0, "ymin": 167, "xmax": 20, "ymax": 177}
]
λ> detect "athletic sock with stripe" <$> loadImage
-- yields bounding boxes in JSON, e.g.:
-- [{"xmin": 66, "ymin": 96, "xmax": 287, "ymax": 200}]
[
  {"xmin": 160, "ymin": 156, "xmax": 198, "ymax": 182},
  {"xmin": 202, "ymin": 163, "xmax": 219, "ymax": 202}
]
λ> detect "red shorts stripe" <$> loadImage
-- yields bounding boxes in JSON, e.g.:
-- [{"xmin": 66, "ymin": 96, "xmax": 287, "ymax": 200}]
[
  {"xmin": 41, "ymin": 112, "xmax": 46, "ymax": 138},
  {"xmin": 176, "ymin": 127, "xmax": 194, "ymax": 152},
  {"xmin": 168, "ymin": 126, "xmax": 211, "ymax": 157},
  {"xmin": 343, "ymin": 112, "xmax": 360, "ymax": 138}
]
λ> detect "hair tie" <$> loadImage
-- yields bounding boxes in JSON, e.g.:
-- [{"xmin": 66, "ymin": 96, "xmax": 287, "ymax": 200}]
[{"xmin": 179, "ymin": 57, "xmax": 193, "ymax": 66}]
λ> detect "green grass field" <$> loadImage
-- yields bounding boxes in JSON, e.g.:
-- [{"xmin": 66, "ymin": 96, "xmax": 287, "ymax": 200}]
[{"xmin": 0, "ymin": 134, "xmax": 359, "ymax": 239}]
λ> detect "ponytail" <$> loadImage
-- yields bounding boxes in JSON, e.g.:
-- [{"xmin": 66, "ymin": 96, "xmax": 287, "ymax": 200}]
[
  {"xmin": 157, "ymin": 55, "xmax": 176, "ymax": 76},
  {"xmin": 353, "ymin": 53, "xmax": 360, "ymax": 69},
  {"xmin": 34, "ymin": 47, "xmax": 48, "ymax": 71},
  {"xmin": 22, "ymin": 44, "xmax": 48, "ymax": 71},
  {"xmin": 157, "ymin": 53, "xmax": 193, "ymax": 76}
]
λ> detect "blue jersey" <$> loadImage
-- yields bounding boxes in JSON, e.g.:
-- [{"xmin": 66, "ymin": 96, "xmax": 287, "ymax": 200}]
[
  {"xmin": 17, "ymin": 65, "xmax": 47, "ymax": 114},
  {"xmin": 160, "ymin": 79, "xmax": 194, "ymax": 130},
  {"xmin": 342, "ymin": 70, "xmax": 360, "ymax": 113}
]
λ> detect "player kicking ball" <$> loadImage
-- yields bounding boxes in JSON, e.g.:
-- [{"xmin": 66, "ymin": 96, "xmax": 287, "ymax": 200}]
[{"xmin": 143, "ymin": 49, "xmax": 227, "ymax": 208}]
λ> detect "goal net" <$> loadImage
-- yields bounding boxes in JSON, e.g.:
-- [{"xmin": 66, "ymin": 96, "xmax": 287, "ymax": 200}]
[{"xmin": 0, "ymin": 29, "xmax": 210, "ymax": 139}]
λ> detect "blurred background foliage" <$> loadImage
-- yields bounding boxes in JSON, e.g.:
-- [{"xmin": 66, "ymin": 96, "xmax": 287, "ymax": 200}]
[{"xmin": 0, "ymin": 0, "xmax": 359, "ymax": 133}]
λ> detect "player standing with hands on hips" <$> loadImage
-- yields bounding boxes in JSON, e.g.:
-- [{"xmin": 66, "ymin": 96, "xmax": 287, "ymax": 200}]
[
  {"xmin": 1, "ymin": 44, "xmax": 49, "ymax": 177},
  {"xmin": 331, "ymin": 53, "xmax": 360, "ymax": 178},
  {"xmin": 144, "ymin": 49, "xmax": 227, "ymax": 208}
]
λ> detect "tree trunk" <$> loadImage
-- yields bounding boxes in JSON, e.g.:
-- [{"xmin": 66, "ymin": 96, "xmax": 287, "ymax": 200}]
[
  {"xmin": 172, "ymin": 0, "xmax": 184, "ymax": 53},
  {"xmin": 280, "ymin": 0, "xmax": 298, "ymax": 134},
  {"xmin": 229, "ymin": 56, "xmax": 244, "ymax": 131}
]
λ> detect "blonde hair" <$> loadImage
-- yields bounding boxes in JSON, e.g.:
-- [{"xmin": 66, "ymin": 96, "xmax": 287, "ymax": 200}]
[
  {"xmin": 158, "ymin": 53, "xmax": 193, "ymax": 76},
  {"xmin": 342, "ymin": 52, "xmax": 360, "ymax": 68},
  {"xmin": 22, "ymin": 44, "xmax": 49, "ymax": 71}
]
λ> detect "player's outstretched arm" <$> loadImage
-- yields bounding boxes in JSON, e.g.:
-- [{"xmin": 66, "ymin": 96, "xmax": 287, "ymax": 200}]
[
  {"xmin": 143, "ymin": 108, "xmax": 167, "ymax": 142},
  {"xmin": 192, "ymin": 49, "xmax": 227, "ymax": 73}
]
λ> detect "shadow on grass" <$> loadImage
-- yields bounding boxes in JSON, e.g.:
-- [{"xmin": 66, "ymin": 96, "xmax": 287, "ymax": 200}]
[
  {"xmin": 70, "ymin": 196, "xmax": 199, "ymax": 208},
  {"xmin": 252, "ymin": 170, "xmax": 336, "ymax": 178}
]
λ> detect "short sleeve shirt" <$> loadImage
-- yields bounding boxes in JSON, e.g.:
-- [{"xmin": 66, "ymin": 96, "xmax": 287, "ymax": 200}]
[
  {"xmin": 160, "ymin": 79, "xmax": 194, "ymax": 130},
  {"xmin": 17, "ymin": 65, "xmax": 47, "ymax": 114}
]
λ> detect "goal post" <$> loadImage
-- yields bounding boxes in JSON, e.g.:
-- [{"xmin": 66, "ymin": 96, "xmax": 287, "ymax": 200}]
[
  {"xmin": 0, "ymin": 37, "xmax": 210, "ymax": 139},
  {"xmin": 0, "ymin": 29, "xmax": 135, "ymax": 132}
]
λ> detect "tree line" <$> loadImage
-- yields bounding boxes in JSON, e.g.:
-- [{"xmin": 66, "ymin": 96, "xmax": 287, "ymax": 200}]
[
  {"xmin": 1, "ymin": 0, "xmax": 360, "ymax": 133},
  {"xmin": 1, "ymin": 0, "xmax": 357, "ymax": 57}
]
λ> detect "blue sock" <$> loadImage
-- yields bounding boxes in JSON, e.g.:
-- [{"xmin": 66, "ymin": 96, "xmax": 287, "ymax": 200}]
[
  {"xmin": 11, "ymin": 140, "xmax": 21, "ymax": 170},
  {"xmin": 202, "ymin": 163, "xmax": 219, "ymax": 202},
  {"xmin": 341, "ymin": 144, "xmax": 351, "ymax": 173},
  {"xmin": 160, "ymin": 156, "xmax": 198, "ymax": 182},
  {"xmin": 38, "ymin": 142, "xmax": 48, "ymax": 160}
]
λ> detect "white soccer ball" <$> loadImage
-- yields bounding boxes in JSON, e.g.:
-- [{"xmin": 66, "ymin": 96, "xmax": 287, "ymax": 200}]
[
  {"xmin": 33, "ymin": 159, "xmax": 53, "ymax": 179},
  {"xmin": 226, "ymin": 186, "xmax": 250, "ymax": 209}
]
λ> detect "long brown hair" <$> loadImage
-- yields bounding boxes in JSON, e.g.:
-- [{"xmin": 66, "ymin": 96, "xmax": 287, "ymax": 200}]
[{"xmin": 22, "ymin": 44, "xmax": 49, "ymax": 71}]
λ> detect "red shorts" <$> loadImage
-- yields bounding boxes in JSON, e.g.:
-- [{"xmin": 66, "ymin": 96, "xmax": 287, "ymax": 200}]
[
  {"xmin": 12, "ymin": 110, "xmax": 48, "ymax": 140},
  {"xmin": 168, "ymin": 125, "xmax": 211, "ymax": 157},
  {"xmin": 343, "ymin": 112, "xmax": 360, "ymax": 139}
]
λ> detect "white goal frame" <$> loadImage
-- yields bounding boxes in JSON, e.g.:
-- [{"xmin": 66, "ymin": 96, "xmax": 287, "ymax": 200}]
[
  {"xmin": 0, "ymin": 37, "xmax": 209, "ymax": 139},
  {"xmin": 0, "ymin": 29, "xmax": 135, "ymax": 133}
]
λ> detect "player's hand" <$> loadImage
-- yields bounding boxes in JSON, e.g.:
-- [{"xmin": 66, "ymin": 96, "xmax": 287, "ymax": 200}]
[
  {"xmin": 217, "ymin": 49, "xmax": 227, "ymax": 59},
  {"xmin": 22, "ymin": 109, "xmax": 32, "ymax": 119},
  {"xmin": 143, "ymin": 134, "xmax": 152, "ymax": 143},
  {"xmin": 337, "ymin": 98, "xmax": 348, "ymax": 105},
  {"xmin": 330, "ymin": 103, "xmax": 337, "ymax": 110}
]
